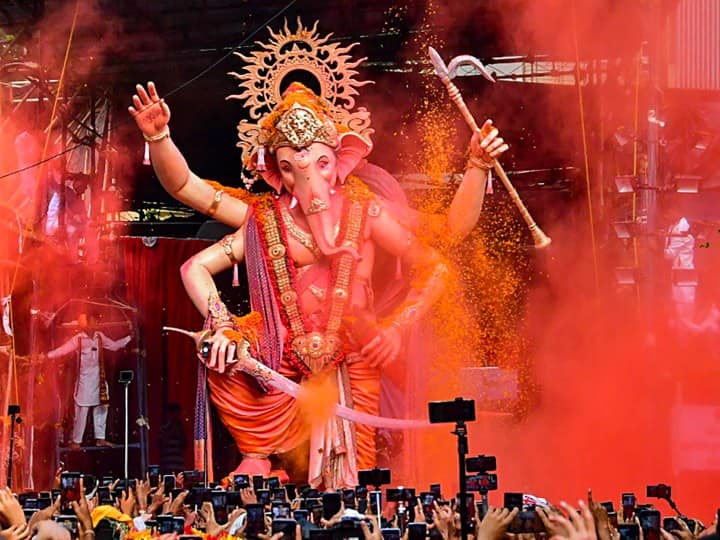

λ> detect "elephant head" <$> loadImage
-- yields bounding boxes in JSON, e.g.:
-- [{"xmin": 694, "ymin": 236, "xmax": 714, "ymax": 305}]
[{"xmin": 246, "ymin": 84, "xmax": 373, "ymax": 259}]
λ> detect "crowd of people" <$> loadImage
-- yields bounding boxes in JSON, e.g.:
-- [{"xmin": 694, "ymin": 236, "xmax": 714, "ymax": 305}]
[{"xmin": 0, "ymin": 469, "xmax": 716, "ymax": 540}]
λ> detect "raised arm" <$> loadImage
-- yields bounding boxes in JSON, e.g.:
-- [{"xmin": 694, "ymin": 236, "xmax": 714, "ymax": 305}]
[
  {"xmin": 363, "ymin": 205, "xmax": 450, "ymax": 366},
  {"xmin": 98, "ymin": 332, "xmax": 132, "ymax": 351},
  {"xmin": 180, "ymin": 229, "xmax": 245, "ymax": 373},
  {"xmin": 47, "ymin": 334, "xmax": 80, "ymax": 359},
  {"xmin": 446, "ymin": 119, "xmax": 509, "ymax": 241},
  {"xmin": 129, "ymin": 82, "xmax": 249, "ymax": 228}
]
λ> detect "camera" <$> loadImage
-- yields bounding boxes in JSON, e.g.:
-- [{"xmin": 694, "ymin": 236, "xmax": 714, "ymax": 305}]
[
  {"xmin": 386, "ymin": 487, "xmax": 416, "ymax": 503},
  {"xmin": 646, "ymin": 484, "xmax": 671, "ymax": 499},
  {"xmin": 118, "ymin": 370, "xmax": 134, "ymax": 384},
  {"xmin": 358, "ymin": 468, "xmax": 391, "ymax": 487},
  {"xmin": 428, "ymin": 398, "xmax": 475, "ymax": 424},
  {"xmin": 466, "ymin": 455, "xmax": 496, "ymax": 473},
  {"xmin": 7, "ymin": 404, "xmax": 20, "ymax": 415},
  {"xmin": 466, "ymin": 473, "xmax": 498, "ymax": 492}
]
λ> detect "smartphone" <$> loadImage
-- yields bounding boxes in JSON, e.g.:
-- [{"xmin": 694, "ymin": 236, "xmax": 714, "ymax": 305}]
[
  {"xmin": 600, "ymin": 502, "xmax": 614, "ymax": 513},
  {"xmin": 266, "ymin": 477, "xmax": 280, "ymax": 490},
  {"xmin": 680, "ymin": 518, "xmax": 697, "ymax": 533},
  {"xmin": 272, "ymin": 501, "xmax": 291, "ymax": 519},
  {"xmin": 408, "ymin": 522, "xmax": 427, "ymax": 540},
  {"xmin": 211, "ymin": 490, "xmax": 228, "ymax": 525},
  {"xmin": 382, "ymin": 528, "xmax": 402, "ymax": 540},
  {"xmin": 663, "ymin": 518, "xmax": 680, "ymax": 532},
  {"xmin": 638, "ymin": 510, "xmax": 661, "ymax": 540},
  {"xmin": 419, "ymin": 492, "xmax": 435, "ymax": 523},
  {"xmin": 252, "ymin": 475, "xmax": 264, "ymax": 492},
  {"xmin": 55, "ymin": 515, "xmax": 79, "ymax": 536},
  {"xmin": 173, "ymin": 516, "xmax": 186, "ymax": 534},
  {"xmin": 245, "ymin": 504, "xmax": 265, "ymax": 539},
  {"xmin": 256, "ymin": 489, "xmax": 271, "ymax": 506},
  {"xmin": 309, "ymin": 530, "xmax": 333, "ymax": 540},
  {"xmin": 273, "ymin": 488, "xmax": 287, "ymax": 501},
  {"xmin": 285, "ymin": 484, "xmax": 297, "ymax": 501},
  {"xmin": 23, "ymin": 498, "xmax": 38, "ymax": 510},
  {"xmin": 233, "ymin": 474, "xmax": 250, "ymax": 490},
  {"xmin": 621, "ymin": 493, "xmax": 636, "ymax": 521},
  {"xmin": 97, "ymin": 487, "xmax": 112, "ymax": 505},
  {"xmin": 227, "ymin": 491, "xmax": 241, "ymax": 508},
  {"xmin": 508, "ymin": 510, "xmax": 542, "ymax": 534},
  {"xmin": 293, "ymin": 509, "xmax": 309, "ymax": 522},
  {"xmin": 322, "ymin": 492, "xmax": 342, "ymax": 520},
  {"xmin": 459, "ymin": 493, "xmax": 476, "ymax": 532},
  {"xmin": 608, "ymin": 512, "xmax": 618, "ymax": 528},
  {"xmin": 148, "ymin": 465, "xmax": 160, "ymax": 486},
  {"xmin": 157, "ymin": 515, "xmax": 175, "ymax": 535},
  {"xmin": 430, "ymin": 484, "xmax": 442, "ymax": 499},
  {"xmin": 272, "ymin": 518, "xmax": 297, "ymax": 538},
  {"xmin": 60, "ymin": 472, "xmax": 81, "ymax": 513},
  {"xmin": 503, "ymin": 492, "xmax": 523, "ymax": 511},
  {"xmin": 342, "ymin": 489, "xmax": 356, "ymax": 509},
  {"xmin": 163, "ymin": 475, "xmax": 176, "ymax": 492},
  {"xmin": 618, "ymin": 523, "xmax": 640, "ymax": 540},
  {"xmin": 37, "ymin": 492, "xmax": 52, "ymax": 510}
]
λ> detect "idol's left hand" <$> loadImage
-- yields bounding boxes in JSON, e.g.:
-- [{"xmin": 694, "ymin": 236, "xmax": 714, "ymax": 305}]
[
  {"xmin": 362, "ymin": 326, "xmax": 402, "ymax": 368},
  {"xmin": 470, "ymin": 119, "xmax": 509, "ymax": 164}
]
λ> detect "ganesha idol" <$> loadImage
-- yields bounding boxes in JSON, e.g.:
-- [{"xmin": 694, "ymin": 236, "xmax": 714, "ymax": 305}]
[{"xmin": 129, "ymin": 21, "xmax": 508, "ymax": 487}]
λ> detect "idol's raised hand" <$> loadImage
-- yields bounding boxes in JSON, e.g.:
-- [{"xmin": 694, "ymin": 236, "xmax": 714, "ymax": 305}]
[{"xmin": 129, "ymin": 82, "xmax": 171, "ymax": 139}]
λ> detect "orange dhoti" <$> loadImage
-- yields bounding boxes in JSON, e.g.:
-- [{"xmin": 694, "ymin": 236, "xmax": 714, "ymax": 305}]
[{"xmin": 207, "ymin": 350, "xmax": 380, "ymax": 486}]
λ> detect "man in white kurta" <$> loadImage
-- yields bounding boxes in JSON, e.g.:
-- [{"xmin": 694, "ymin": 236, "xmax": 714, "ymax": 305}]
[{"xmin": 48, "ymin": 328, "xmax": 131, "ymax": 449}]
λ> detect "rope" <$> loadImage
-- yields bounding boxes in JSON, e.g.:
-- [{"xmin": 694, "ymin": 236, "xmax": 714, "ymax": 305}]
[{"xmin": 571, "ymin": 0, "xmax": 600, "ymax": 295}]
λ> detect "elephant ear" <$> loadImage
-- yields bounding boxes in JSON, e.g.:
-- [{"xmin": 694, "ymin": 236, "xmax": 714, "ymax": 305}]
[
  {"xmin": 336, "ymin": 132, "xmax": 373, "ymax": 184},
  {"xmin": 246, "ymin": 149, "xmax": 283, "ymax": 193}
]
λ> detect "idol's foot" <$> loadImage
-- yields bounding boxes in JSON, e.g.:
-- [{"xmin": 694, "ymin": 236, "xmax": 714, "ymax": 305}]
[{"xmin": 232, "ymin": 457, "xmax": 272, "ymax": 477}]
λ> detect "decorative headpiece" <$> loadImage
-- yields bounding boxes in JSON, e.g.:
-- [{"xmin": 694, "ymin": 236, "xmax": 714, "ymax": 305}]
[{"xmin": 227, "ymin": 19, "xmax": 375, "ymax": 189}]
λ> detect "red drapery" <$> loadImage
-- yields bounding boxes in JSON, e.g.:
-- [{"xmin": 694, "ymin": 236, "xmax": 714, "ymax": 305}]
[{"xmin": 119, "ymin": 236, "xmax": 210, "ymax": 468}]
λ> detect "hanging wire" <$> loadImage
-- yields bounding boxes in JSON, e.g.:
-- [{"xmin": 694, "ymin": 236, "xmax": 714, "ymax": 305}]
[
  {"xmin": 571, "ymin": 0, "xmax": 600, "ymax": 295},
  {"xmin": 0, "ymin": 0, "xmax": 298, "ymax": 182},
  {"xmin": 4, "ymin": 0, "xmax": 82, "ymax": 410}
]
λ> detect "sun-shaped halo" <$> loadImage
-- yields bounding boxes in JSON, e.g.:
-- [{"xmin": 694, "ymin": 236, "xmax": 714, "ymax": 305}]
[{"xmin": 226, "ymin": 18, "xmax": 374, "ymax": 174}]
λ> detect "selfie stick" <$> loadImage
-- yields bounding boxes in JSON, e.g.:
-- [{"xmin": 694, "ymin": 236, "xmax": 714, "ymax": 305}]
[
  {"xmin": 6, "ymin": 405, "xmax": 21, "ymax": 489},
  {"xmin": 119, "ymin": 372, "xmax": 133, "ymax": 482},
  {"xmin": 453, "ymin": 420, "xmax": 470, "ymax": 540}
]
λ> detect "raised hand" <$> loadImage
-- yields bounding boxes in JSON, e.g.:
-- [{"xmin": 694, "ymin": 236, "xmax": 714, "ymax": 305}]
[
  {"xmin": 477, "ymin": 507, "xmax": 518, "ymax": 540},
  {"xmin": 469, "ymin": 119, "xmax": 509, "ymax": 168},
  {"xmin": 0, "ymin": 488, "xmax": 26, "ymax": 528},
  {"xmin": 548, "ymin": 501, "xmax": 597, "ymax": 540},
  {"xmin": 129, "ymin": 82, "xmax": 171, "ymax": 139}
]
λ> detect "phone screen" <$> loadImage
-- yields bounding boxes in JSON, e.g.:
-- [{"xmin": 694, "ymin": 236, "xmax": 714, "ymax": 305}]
[
  {"xmin": 211, "ymin": 491, "xmax": 228, "ymax": 524},
  {"xmin": 60, "ymin": 473, "xmax": 81, "ymax": 512},
  {"xmin": 266, "ymin": 477, "xmax": 280, "ymax": 489},
  {"xmin": 163, "ymin": 475, "xmax": 176, "ymax": 492},
  {"xmin": 638, "ymin": 509, "xmax": 660, "ymax": 540},
  {"xmin": 618, "ymin": 524, "xmax": 640, "ymax": 540},
  {"xmin": 408, "ymin": 522, "xmax": 427, "ymax": 540},
  {"xmin": 233, "ymin": 474, "xmax": 249, "ymax": 490},
  {"xmin": 272, "ymin": 501, "xmax": 291, "ymax": 519},
  {"xmin": 382, "ymin": 528, "xmax": 402, "ymax": 540},
  {"xmin": 322, "ymin": 492, "xmax": 342, "ymax": 520},
  {"xmin": 245, "ymin": 504, "xmax": 265, "ymax": 539}
]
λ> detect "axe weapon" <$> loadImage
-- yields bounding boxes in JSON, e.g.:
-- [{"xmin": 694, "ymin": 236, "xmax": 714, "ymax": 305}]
[{"xmin": 428, "ymin": 47, "xmax": 552, "ymax": 249}]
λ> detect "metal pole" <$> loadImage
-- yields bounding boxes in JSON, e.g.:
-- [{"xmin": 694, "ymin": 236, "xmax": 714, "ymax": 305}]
[
  {"xmin": 454, "ymin": 421, "xmax": 469, "ymax": 540},
  {"xmin": 124, "ymin": 382, "xmax": 129, "ymax": 481}
]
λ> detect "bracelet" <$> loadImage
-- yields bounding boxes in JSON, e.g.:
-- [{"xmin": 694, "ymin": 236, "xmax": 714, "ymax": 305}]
[
  {"xmin": 466, "ymin": 154, "xmax": 494, "ymax": 171},
  {"xmin": 142, "ymin": 127, "xmax": 170, "ymax": 143},
  {"xmin": 221, "ymin": 235, "xmax": 238, "ymax": 264},
  {"xmin": 208, "ymin": 293, "xmax": 234, "ymax": 331},
  {"xmin": 207, "ymin": 190, "xmax": 225, "ymax": 217}
]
